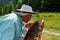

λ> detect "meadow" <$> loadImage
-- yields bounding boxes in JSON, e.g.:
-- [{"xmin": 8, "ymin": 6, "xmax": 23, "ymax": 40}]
[
  {"xmin": 29, "ymin": 12, "xmax": 60, "ymax": 40},
  {"xmin": 41, "ymin": 32, "xmax": 60, "ymax": 40},
  {"xmin": 30, "ymin": 12, "xmax": 60, "ymax": 33}
]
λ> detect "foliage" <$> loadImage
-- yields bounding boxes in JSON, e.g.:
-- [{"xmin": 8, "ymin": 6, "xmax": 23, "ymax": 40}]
[
  {"xmin": 1, "ymin": 3, "xmax": 15, "ymax": 15},
  {"xmin": 0, "ymin": 0, "xmax": 23, "ymax": 15},
  {"xmin": 22, "ymin": 0, "xmax": 60, "ymax": 12},
  {"xmin": 0, "ymin": 0, "xmax": 60, "ymax": 15},
  {"xmin": 15, "ymin": 0, "xmax": 23, "ymax": 9},
  {"xmin": 0, "ymin": 5, "xmax": 2, "ymax": 15},
  {"xmin": 22, "ymin": 0, "xmax": 42, "ymax": 11}
]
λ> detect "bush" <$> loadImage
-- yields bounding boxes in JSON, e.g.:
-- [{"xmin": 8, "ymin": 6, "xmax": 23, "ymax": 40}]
[{"xmin": 0, "ymin": 0, "xmax": 23, "ymax": 15}]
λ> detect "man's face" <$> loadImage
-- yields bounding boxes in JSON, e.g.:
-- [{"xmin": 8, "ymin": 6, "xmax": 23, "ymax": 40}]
[{"xmin": 21, "ymin": 13, "xmax": 32, "ymax": 23}]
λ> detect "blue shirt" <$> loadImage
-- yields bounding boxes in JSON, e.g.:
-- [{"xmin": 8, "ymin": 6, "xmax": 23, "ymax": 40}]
[{"xmin": 0, "ymin": 12, "xmax": 26, "ymax": 40}]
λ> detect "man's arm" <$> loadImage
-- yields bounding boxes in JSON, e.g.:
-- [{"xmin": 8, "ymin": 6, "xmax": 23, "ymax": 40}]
[
  {"xmin": 0, "ymin": 20, "xmax": 15, "ymax": 40},
  {"xmin": 0, "ymin": 15, "xmax": 15, "ymax": 40}
]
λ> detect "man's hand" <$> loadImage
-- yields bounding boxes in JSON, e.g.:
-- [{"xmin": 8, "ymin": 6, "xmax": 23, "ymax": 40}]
[
  {"xmin": 25, "ymin": 22, "xmax": 33, "ymax": 29},
  {"xmin": 22, "ymin": 22, "xmax": 33, "ymax": 30}
]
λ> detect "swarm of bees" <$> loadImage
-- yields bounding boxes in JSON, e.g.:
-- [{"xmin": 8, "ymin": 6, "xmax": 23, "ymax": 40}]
[{"xmin": 23, "ymin": 19, "xmax": 44, "ymax": 40}]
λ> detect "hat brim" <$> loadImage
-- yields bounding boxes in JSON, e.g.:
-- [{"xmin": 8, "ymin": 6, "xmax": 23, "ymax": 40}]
[{"xmin": 15, "ymin": 9, "xmax": 36, "ymax": 14}]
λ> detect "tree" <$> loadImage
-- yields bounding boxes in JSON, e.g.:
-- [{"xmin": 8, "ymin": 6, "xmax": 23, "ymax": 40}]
[
  {"xmin": 22, "ymin": 0, "xmax": 42, "ymax": 11},
  {"xmin": 15, "ymin": 0, "xmax": 23, "ymax": 9}
]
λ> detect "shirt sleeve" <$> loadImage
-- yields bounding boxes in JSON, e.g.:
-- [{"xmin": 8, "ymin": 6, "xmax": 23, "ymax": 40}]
[
  {"xmin": 0, "ymin": 13, "xmax": 24, "ymax": 40},
  {"xmin": 0, "ymin": 15, "xmax": 15, "ymax": 40}
]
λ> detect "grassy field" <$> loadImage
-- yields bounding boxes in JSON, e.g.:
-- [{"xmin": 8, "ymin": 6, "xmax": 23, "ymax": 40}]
[
  {"xmin": 41, "ymin": 32, "xmax": 60, "ymax": 40},
  {"xmin": 0, "ymin": 16, "xmax": 1, "ymax": 18},
  {"xmin": 30, "ymin": 12, "xmax": 60, "ymax": 33}
]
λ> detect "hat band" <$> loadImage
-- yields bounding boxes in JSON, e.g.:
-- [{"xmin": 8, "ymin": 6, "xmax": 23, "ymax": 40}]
[{"xmin": 16, "ymin": 10, "xmax": 34, "ymax": 14}]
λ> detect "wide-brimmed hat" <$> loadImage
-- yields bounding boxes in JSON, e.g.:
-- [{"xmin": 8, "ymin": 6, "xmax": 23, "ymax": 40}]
[{"xmin": 16, "ymin": 4, "xmax": 36, "ymax": 14}]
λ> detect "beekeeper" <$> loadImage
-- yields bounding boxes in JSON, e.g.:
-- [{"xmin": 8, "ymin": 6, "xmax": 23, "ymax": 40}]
[{"xmin": 0, "ymin": 4, "xmax": 35, "ymax": 40}]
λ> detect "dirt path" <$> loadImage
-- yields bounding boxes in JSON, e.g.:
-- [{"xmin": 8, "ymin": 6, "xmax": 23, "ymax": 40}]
[{"xmin": 43, "ymin": 29, "xmax": 60, "ymax": 36}]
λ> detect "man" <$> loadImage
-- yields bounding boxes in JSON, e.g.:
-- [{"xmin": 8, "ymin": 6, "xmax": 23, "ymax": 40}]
[{"xmin": 0, "ymin": 4, "xmax": 35, "ymax": 40}]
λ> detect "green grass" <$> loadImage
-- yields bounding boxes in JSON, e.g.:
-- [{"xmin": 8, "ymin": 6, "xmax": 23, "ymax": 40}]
[
  {"xmin": 30, "ymin": 13, "xmax": 60, "ymax": 33},
  {"xmin": 41, "ymin": 32, "xmax": 60, "ymax": 40}
]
